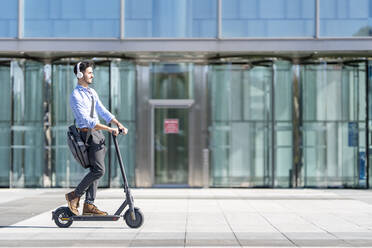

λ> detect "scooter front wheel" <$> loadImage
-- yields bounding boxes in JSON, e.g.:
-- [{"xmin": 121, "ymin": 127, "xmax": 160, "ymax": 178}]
[
  {"xmin": 124, "ymin": 207, "xmax": 144, "ymax": 228},
  {"xmin": 53, "ymin": 207, "xmax": 73, "ymax": 228}
]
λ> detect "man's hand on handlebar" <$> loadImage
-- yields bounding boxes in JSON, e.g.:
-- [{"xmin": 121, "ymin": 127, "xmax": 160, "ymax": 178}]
[{"xmin": 117, "ymin": 123, "xmax": 128, "ymax": 135}]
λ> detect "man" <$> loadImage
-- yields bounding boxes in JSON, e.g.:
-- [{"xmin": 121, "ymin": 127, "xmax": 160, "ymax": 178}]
[{"xmin": 65, "ymin": 61, "xmax": 128, "ymax": 216}]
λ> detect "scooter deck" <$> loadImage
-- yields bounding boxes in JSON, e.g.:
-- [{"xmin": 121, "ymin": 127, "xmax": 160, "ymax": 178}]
[{"xmin": 63, "ymin": 215, "xmax": 121, "ymax": 221}]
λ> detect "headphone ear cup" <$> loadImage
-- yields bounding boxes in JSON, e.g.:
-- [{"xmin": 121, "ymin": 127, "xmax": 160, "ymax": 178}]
[{"xmin": 77, "ymin": 72, "xmax": 83, "ymax": 79}]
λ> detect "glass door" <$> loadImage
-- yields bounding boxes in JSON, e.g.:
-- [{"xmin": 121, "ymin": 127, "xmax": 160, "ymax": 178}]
[
  {"xmin": 301, "ymin": 61, "xmax": 366, "ymax": 187},
  {"xmin": 154, "ymin": 107, "xmax": 189, "ymax": 185},
  {"xmin": 208, "ymin": 62, "xmax": 274, "ymax": 187},
  {"xmin": 0, "ymin": 62, "xmax": 11, "ymax": 187}
]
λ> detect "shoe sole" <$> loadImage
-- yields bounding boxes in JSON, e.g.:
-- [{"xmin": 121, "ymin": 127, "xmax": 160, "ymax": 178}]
[{"xmin": 82, "ymin": 213, "xmax": 108, "ymax": 216}]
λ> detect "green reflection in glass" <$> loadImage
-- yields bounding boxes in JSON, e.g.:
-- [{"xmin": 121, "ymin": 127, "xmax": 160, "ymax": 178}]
[
  {"xmin": 0, "ymin": 63, "xmax": 11, "ymax": 187},
  {"xmin": 154, "ymin": 108, "xmax": 188, "ymax": 184},
  {"xmin": 151, "ymin": 63, "xmax": 194, "ymax": 99}
]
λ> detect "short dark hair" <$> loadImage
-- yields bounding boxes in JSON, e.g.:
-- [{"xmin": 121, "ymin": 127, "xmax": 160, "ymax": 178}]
[{"xmin": 73, "ymin": 61, "xmax": 94, "ymax": 75}]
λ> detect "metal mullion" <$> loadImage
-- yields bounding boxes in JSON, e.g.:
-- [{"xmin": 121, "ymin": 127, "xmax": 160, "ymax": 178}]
[
  {"xmin": 315, "ymin": 0, "xmax": 320, "ymax": 38},
  {"xmin": 271, "ymin": 63, "xmax": 276, "ymax": 188},
  {"xmin": 121, "ymin": 0, "xmax": 125, "ymax": 39},
  {"xmin": 108, "ymin": 62, "xmax": 113, "ymax": 187},
  {"xmin": 18, "ymin": 0, "xmax": 24, "ymax": 38},
  {"xmin": 366, "ymin": 61, "xmax": 370, "ymax": 188},
  {"xmin": 217, "ymin": 0, "xmax": 221, "ymax": 39}
]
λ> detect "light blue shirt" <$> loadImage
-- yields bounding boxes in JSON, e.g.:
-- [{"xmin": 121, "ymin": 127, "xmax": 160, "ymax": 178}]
[{"xmin": 70, "ymin": 84, "xmax": 115, "ymax": 129}]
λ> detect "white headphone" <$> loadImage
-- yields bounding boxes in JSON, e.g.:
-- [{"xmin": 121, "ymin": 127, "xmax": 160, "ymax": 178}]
[{"xmin": 76, "ymin": 62, "xmax": 83, "ymax": 79}]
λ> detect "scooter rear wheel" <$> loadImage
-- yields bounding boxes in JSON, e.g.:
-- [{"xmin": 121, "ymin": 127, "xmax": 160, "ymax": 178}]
[
  {"xmin": 124, "ymin": 207, "xmax": 144, "ymax": 228},
  {"xmin": 53, "ymin": 207, "xmax": 73, "ymax": 228}
]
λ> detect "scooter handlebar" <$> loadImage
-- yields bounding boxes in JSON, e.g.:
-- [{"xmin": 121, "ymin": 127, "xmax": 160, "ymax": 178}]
[{"xmin": 118, "ymin": 128, "xmax": 127, "ymax": 135}]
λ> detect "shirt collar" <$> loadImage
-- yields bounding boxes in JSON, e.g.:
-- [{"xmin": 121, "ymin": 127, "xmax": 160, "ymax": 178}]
[{"xmin": 76, "ymin": 84, "xmax": 92, "ymax": 94}]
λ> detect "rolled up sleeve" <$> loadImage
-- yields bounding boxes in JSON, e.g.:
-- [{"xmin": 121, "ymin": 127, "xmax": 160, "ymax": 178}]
[
  {"xmin": 96, "ymin": 97, "xmax": 115, "ymax": 124},
  {"xmin": 70, "ymin": 94, "xmax": 98, "ymax": 129}
]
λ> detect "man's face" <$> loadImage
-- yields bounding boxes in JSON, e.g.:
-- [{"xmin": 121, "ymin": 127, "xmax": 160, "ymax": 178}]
[{"xmin": 83, "ymin": 66, "xmax": 94, "ymax": 84}]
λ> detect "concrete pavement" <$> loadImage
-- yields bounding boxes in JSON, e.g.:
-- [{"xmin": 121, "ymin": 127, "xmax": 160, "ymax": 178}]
[{"xmin": 1, "ymin": 188, "xmax": 372, "ymax": 247}]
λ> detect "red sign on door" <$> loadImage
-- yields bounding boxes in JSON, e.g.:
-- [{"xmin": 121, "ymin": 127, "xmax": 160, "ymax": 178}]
[{"xmin": 164, "ymin": 119, "xmax": 179, "ymax": 134}]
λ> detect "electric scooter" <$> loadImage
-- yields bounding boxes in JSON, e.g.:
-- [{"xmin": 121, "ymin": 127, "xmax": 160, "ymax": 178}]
[{"xmin": 52, "ymin": 130, "xmax": 144, "ymax": 228}]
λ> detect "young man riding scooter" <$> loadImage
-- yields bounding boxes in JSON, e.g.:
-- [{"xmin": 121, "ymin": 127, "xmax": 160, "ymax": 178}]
[{"xmin": 66, "ymin": 61, "xmax": 128, "ymax": 216}]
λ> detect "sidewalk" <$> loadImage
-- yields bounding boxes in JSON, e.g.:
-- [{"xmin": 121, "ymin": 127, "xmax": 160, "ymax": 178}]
[{"xmin": 1, "ymin": 188, "xmax": 372, "ymax": 247}]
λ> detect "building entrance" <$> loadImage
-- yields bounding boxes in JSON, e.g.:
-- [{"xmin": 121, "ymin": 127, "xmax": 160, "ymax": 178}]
[{"xmin": 154, "ymin": 107, "xmax": 189, "ymax": 185}]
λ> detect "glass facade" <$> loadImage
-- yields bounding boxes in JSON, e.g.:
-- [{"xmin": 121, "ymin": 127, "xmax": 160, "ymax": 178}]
[
  {"xmin": 0, "ymin": 58, "xmax": 371, "ymax": 188},
  {"xmin": 11, "ymin": 61, "xmax": 44, "ymax": 187},
  {"xmin": 0, "ymin": 0, "xmax": 372, "ymax": 190},
  {"xmin": 209, "ymin": 63, "xmax": 273, "ymax": 186},
  {"xmin": 222, "ymin": 0, "xmax": 315, "ymax": 37},
  {"xmin": 24, "ymin": 0, "xmax": 120, "ymax": 37},
  {"xmin": 320, "ymin": 0, "xmax": 372, "ymax": 37},
  {"xmin": 368, "ymin": 60, "xmax": 372, "ymax": 188},
  {"xmin": 301, "ymin": 62, "xmax": 366, "ymax": 187},
  {"xmin": 125, "ymin": 0, "xmax": 217, "ymax": 37},
  {"xmin": 0, "ymin": 0, "xmax": 18, "ymax": 37},
  {"xmin": 154, "ymin": 108, "xmax": 189, "ymax": 184},
  {"xmin": 151, "ymin": 63, "xmax": 194, "ymax": 99},
  {"xmin": 0, "ymin": 59, "xmax": 136, "ymax": 188},
  {"xmin": 0, "ymin": 62, "xmax": 11, "ymax": 187},
  {"xmin": 208, "ymin": 61, "xmax": 293, "ymax": 187},
  {"xmin": 0, "ymin": 0, "xmax": 371, "ymax": 38},
  {"xmin": 109, "ymin": 61, "xmax": 136, "ymax": 187},
  {"xmin": 274, "ymin": 61, "xmax": 293, "ymax": 187}
]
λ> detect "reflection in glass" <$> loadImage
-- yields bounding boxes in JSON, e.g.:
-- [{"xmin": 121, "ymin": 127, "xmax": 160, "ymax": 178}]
[
  {"xmin": 222, "ymin": 0, "xmax": 315, "ymax": 37},
  {"xmin": 369, "ymin": 61, "xmax": 372, "ymax": 188},
  {"xmin": 0, "ymin": 63, "xmax": 11, "ymax": 186},
  {"xmin": 154, "ymin": 108, "xmax": 188, "ymax": 184},
  {"xmin": 208, "ymin": 63, "xmax": 274, "ymax": 187},
  {"xmin": 125, "ymin": 0, "xmax": 217, "ymax": 37},
  {"xmin": 301, "ymin": 62, "xmax": 366, "ymax": 187},
  {"xmin": 0, "ymin": 0, "xmax": 17, "ymax": 37},
  {"xmin": 274, "ymin": 61, "xmax": 293, "ymax": 187},
  {"xmin": 12, "ymin": 61, "xmax": 44, "ymax": 187},
  {"xmin": 24, "ymin": 0, "xmax": 120, "ymax": 37},
  {"xmin": 110, "ymin": 61, "xmax": 136, "ymax": 187},
  {"xmin": 320, "ymin": 0, "xmax": 372, "ymax": 37},
  {"xmin": 151, "ymin": 63, "xmax": 194, "ymax": 99}
]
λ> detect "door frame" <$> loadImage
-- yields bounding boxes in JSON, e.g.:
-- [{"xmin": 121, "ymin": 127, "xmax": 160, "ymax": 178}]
[{"xmin": 149, "ymin": 99, "xmax": 194, "ymax": 186}]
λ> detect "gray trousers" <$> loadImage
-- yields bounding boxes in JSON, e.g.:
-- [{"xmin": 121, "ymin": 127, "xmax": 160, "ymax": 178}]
[{"xmin": 74, "ymin": 129, "xmax": 106, "ymax": 203}]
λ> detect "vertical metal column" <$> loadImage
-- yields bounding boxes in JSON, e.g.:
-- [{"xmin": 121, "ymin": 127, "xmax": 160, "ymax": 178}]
[
  {"xmin": 315, "ymin": 0, "xmax": 319, "ymax": 38},
  {"xmin": 271, "ymin": 63, "xmax": 276, "ymax": 187},
  {"xmin": 120, "ymin": 0, "xmax": 125, "ymax": 39},
  {"xmin": 43, "ymin": 61, "xmax": 52, "ymax": 187},
  {"xmin": 18, "ymin": 0, "xmax": 24, "ymax": 39},
  {"xmin": 217, "ymin": 0, "xmax": 222, "ymax": 39},
  {"xmin": 366, "ymin": 61, "xmax": 370, "ymax": 188},
  {"xmin": 9, "ymin": 61, "xmax": 15, "ymax": 188},
  {"xmin": 292, "ymin": 61, "xmax": 302, "ymax": 188},
  {"xmin": 108, "ymin": 61, "xmax": 113, "ymax": 187}
]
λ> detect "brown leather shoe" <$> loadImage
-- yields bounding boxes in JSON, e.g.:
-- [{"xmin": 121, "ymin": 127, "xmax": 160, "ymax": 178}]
[
  {"xmin": 83, "ymin": 203, "xmax": 108, "ymax": 216},
  {"xmin": 65, "ymin": 191, "xmax": 80, "ymax": 216}
]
